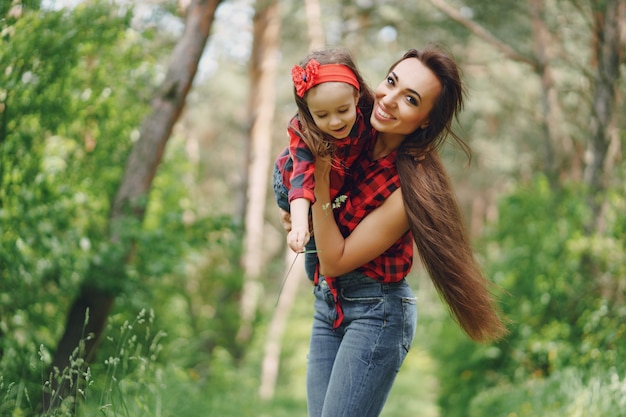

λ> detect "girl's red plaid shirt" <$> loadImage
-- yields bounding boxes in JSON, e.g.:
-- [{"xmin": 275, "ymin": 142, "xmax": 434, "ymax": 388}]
[{"xmin": 275, "ymin": 109, "xmax": 371, "ymax": 206}]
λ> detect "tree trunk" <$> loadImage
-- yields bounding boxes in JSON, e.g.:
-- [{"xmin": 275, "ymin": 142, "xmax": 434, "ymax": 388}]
[
  {"xmin": 583, "ymin": 0, "xmax": 623, "ymax": 233},
  {"xmin": 305, "ymin": 0, "xmax": 325, "ymax": 50},
  {"xmin": 237, "ymin": 0, "xmax": 281, "ymax": 343},
  {"xmin": 528, "ymin": 0, "xmax": 574, "ymax": 187},
  {"xmin": 40, "ymin": 0, "xmax": 223, "ymax": 412},
  {"xmin": 257, "ymin": 0, "xmax": 325, "ymax": 399},
  {"xmin": 429, "ymin": 0, "xmax": 623, "ymax": 213},
  {"xmin": 259, "ymin": 248, "xmax": 307, "ymax": 399}
]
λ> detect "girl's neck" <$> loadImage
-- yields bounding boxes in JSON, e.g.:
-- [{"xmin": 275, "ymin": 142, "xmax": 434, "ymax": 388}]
[{"xmin": 373, "ymin": 132, "xmax": 405, "ymax": 160}]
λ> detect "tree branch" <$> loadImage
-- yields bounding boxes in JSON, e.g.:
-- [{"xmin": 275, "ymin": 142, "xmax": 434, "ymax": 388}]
[{"xmin": 428, "ymin": 0, "xmax": 539, "ymax": 69}]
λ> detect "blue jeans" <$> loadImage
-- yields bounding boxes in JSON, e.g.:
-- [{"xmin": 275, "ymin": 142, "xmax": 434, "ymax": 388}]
[
  {"xmin": 273, "ymin": 161, "xmax": 291, "ymax": 213},
  {"xmin": 306, "ymin": 272, "xmax": 417, "ymax": 417}
]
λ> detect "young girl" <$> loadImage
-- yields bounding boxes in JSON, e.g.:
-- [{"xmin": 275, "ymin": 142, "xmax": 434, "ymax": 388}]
[{"xmin": 273, "ymin": 48, "xmax": 374, "ymax": 278}]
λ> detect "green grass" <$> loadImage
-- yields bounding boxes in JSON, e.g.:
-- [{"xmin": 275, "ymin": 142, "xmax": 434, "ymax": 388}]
[
  {"xmin": 1, "ymin": 277, "xmax": 443, "ymax": 417},
  {"xmin": 7, "ymin": 280, "xmax": 624, "ymax": 417}
]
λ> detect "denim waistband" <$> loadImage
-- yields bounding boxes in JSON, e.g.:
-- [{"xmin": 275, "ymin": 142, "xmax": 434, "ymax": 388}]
[{"xmin": 320, "ymin": 271, "xmax": 404, "ymax": 289}]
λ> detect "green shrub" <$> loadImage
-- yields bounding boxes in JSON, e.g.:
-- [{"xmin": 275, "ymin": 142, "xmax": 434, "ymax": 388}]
[
  {"xmin": 433, "ymin": 176, "xmax": 626, "ymax": 416},
  {"xmin": 469, "ymin": 367, "xmax": 626, "ymax": 417}
]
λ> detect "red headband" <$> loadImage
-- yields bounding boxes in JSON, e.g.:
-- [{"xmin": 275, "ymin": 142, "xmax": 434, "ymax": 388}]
[{"xmin": 291, "ymin": 59, "xmax": 360, "ymax": 98}]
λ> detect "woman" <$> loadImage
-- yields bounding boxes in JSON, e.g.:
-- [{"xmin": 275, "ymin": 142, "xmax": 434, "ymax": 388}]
[{"xmin": 301, "ymin": 45, "xmax": 508, "ymax": 417}]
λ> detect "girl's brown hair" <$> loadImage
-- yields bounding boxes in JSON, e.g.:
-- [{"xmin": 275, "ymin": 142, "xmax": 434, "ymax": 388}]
[
  {"xmin": 394, "ymin": 46, "xmax": 508, "ymax": 343},
  {"xmin": 293, "ymin": 48, "xmax": 374, "ymax": 158}
]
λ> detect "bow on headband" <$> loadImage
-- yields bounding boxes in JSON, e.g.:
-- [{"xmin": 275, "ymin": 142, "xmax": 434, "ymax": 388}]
[{"xmin": 291, "ymin": 59, "xmax": 321, "ymax": 98}]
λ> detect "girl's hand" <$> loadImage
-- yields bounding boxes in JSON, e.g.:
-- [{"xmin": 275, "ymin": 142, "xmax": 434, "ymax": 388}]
[{"xmin": 287, "ymin": 227, "xmax": 311, "ymax": 253}]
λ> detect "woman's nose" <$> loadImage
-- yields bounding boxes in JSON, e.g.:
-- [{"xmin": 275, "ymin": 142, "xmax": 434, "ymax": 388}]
[{"xmin": 381, "ymin": 92, "xmax": 397, "ymax": 108}]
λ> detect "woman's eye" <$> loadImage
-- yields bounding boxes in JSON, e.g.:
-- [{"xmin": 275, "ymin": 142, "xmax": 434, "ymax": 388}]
[
  {"xmin": 406, "ymin": 96, "xmax": 417, "ymax": 106},
  {"xmin": 386, "ymin": 76, "xmax": 395, "ymax": 85}
]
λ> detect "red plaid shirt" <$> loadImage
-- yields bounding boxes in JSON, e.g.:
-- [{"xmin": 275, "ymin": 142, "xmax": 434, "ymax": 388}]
[
  {"xmin": 333, "ymin": 133, "xmax": 414, "ymax": 283},
  {"xmin": 275, "ymin": 109, "xmax": 370, "ymax": 204}
]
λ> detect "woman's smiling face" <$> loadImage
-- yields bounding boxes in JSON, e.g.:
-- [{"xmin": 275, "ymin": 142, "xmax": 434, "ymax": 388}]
[{"xmin": 371, "ymin": 57, "xmax": 442, "ymax": 137}]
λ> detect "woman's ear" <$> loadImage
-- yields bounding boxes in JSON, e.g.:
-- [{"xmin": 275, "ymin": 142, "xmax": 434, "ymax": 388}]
[{"xmin": 420, "ymin": 120, "xmax": 430, "ymax": 129}]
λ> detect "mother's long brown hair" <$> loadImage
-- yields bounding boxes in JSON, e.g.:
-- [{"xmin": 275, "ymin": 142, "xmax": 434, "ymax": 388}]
[{"xmin": 394, "ymin": 46, "xmax": 508, "ymax": 343}]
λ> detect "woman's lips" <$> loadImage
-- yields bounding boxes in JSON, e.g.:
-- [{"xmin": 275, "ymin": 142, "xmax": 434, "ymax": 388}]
[{"xmin": 375, "ymin": 105, "xmax": 394, "ymax": 120}]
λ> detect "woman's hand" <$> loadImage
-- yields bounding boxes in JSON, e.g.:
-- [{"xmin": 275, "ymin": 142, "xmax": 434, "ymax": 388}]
[
  {"xmin": 278, "ymin": 209, "xmax": 292, "ymax": 233},
  {"xmin": 314, "ymin": 156, "xmax": 332, "ymax": 181}
]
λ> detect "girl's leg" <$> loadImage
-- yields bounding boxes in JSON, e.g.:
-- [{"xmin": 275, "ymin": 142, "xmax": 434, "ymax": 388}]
[
  {"xmin": 303, "ymin": 238, "xmax": 317, "ymax": 281},
  {"xmin": 273, "ymin": 160, "xmax": 291, "ymax": 212}
]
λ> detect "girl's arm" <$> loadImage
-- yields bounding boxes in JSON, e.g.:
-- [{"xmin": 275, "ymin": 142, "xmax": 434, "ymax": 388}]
[
  {"xmin": 287, "ymin": 197, "xmax": 311, "ymax": 252},
  {"xmin": 311, "ymin": 158, "xmax": 409, "ymax": 277}
]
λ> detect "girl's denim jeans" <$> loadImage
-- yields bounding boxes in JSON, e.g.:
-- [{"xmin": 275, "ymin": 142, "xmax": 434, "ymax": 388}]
[{"xmin": 306, "ymin": 271, "xmax": 417, "ymax": 417}]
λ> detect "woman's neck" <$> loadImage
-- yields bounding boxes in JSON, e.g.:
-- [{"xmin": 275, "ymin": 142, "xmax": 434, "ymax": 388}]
[{"xmin": 373, "ymin": 132, "xmax": 405, "ymax": 160}]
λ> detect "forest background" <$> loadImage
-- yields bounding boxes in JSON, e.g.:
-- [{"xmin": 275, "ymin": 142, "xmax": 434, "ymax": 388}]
[{"xmin": 1, "ymin": 0, "xmax": 625, "ymax": 416}]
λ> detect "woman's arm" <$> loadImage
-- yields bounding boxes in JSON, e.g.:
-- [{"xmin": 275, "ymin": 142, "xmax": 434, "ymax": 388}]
[{"xmin": 311, "ymin": 158, "xmax": 409, "ymax": 277}]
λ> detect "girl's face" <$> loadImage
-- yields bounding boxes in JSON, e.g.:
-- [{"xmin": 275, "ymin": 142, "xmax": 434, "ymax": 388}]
[
  {"xmin": 371, "ymin": 57, "xmax": 442, "ymax": 138},
  {"xmin": 306, "ymin": 82, "xmax": 359, "ymax": 139}
]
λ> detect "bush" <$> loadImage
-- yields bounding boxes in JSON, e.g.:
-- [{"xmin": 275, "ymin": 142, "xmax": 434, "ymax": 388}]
[
  {"xmin": 469, "ymin": 367, "xmax": 626, "ymax": 417},
  {"xmin": 433, "ymin": 176, "xmax": 626, "ymax": 416}
]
